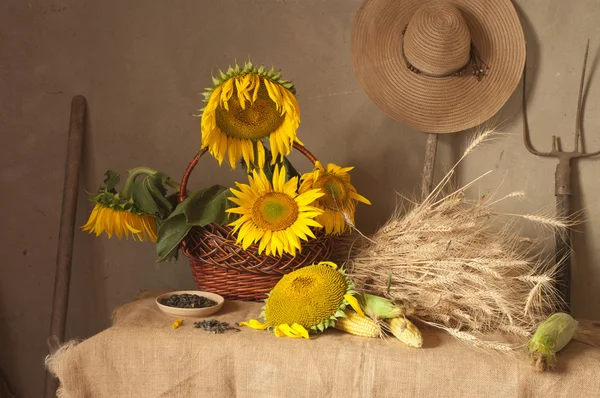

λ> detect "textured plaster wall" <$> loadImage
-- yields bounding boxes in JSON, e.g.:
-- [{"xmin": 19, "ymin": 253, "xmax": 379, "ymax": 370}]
[{"xmin": 0, "ymin": 0, "xmax": 598, "ymax": 397}]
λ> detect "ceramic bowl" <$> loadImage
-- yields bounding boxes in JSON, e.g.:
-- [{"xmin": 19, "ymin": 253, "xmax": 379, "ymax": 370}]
[{"xmin": 156, "ymin": 291, "xmax": 224, "ymax": 318}]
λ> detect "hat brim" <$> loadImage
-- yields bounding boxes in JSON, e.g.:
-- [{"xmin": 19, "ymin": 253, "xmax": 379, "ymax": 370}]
[{"xmin": 351, "ymin": 0, "xmax": 526, "ymax": 133}]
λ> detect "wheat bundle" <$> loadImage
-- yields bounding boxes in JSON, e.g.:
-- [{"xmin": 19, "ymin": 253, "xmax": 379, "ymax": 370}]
[{"xmin": 339, "ymin": 128, "xmax": 573, "ymax": 350}]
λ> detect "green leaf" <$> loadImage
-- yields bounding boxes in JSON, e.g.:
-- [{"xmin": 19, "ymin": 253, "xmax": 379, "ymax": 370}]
[
  {"xmin": 124, "ymin": 172, "xmax": 177, "ymax": 220},
  {"xmin": 129, "ymin": 181, "xmax": 160, "ymax": 215},
  {"xmin": 143, "ymin": 172, "xmax": 174, "ymax": 219},
  {"xmin": 102, "ymin": 170, "xmax": 121, "ymax": 193},
  {"xmin": 156, "ymin": 198, "xmax": 192, "ymax": 262},
  {"xmin": 156, "ymin": 214, "xmax": 190, "ymax": 262},
  {"xmin": 184, "ymin": 185, "xmax": 231, "ymax": 226}
]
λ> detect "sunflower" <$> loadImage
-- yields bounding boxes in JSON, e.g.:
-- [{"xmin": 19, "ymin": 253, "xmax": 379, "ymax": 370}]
[
  {"xmin": 82, "ymin": 203, "xmax": 157, "ymax": 242},
  {"xmin": 81, "ymin": 169, "xmax": 172, "ymax": 243},
  {"xmin": 240, "ymin": 261, "xmax": 364, "ymax": 339},
  {"xmin": 299, "ymin": 161, "xmax": 371, "ymax": 235},
  {"xmin": 226, "ymin": 165, "xmax": 324, "ymax": 257},
  {"xmin": 200, "ymin": 61, "xmax": 301, "ymax": 169}
]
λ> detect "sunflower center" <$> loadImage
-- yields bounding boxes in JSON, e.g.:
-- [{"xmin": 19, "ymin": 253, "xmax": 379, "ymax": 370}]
[
  {"xmin": 291, "ymin": 276, "xmax": 314, "ymax": 291},
  {"xmin": 265, "ymin": 264, "xmax": 348, "ymax": 328},
  {"xmin": 314, "ymin": 174, "xmax": 348, "ymax": 209},
  {"xmin": 215, "ymin": 79, "xmax": 285, "ymax": 140},
  {"xmin": 252, "ymin": 192, "xmax": 299, "ymax": 231}
]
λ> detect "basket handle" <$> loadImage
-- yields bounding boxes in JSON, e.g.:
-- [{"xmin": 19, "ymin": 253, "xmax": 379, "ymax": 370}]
[{"xmin": 179, "ymin": 142, "xmax": 318, "ymax": 203}]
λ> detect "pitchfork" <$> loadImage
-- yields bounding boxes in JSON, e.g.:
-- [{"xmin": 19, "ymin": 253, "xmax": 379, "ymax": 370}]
[{"xmin": 522, "ymin": 41, "xmax": 600, "ymax": 313}]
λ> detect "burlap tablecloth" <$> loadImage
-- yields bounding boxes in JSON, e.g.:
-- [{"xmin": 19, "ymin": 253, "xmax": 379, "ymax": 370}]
[{"xmin": 47, "ymin": 294, "xmax": 600, "ymax": 398}]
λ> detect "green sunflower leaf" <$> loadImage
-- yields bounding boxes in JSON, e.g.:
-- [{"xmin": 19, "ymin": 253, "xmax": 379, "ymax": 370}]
[
  {"xmin": 142, "ymin": 172, "xmax": 174, "ymax": 219},
  {"xmin": 101, "ymin": 170, "xmax": 121, "ymax": 193},
  {"xmin": 184, "ymin": 185, "xmax": 231, "ymax": 226},
  {"xmin": 129, "ymin": 181, "xmax": 160, "ymax": 215},
  {"xmin": 156, "ymin": 198, "xmax": 192, "ymax": 262}
]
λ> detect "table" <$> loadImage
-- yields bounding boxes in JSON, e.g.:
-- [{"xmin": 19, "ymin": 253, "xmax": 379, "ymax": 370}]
[{"xmin": 47, "ymin": 292, "xmax": 600, "ymax": 397}]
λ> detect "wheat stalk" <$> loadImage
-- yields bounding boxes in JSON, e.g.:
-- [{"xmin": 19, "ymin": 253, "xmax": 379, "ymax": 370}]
[{"xmin": 333, "ymin": 126, "xmax": 566, "ymax": 352}]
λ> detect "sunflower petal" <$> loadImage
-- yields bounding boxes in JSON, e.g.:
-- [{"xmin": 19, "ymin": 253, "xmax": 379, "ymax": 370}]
[
  {"xmin": 239, "ymin": 319, "xmax": 270, "ymax": 330},
  {"xmin": 344, "ymin": 294, "xmax": 365, "ymax": 317},
  {"xmin": 290, "ymin": 323, "xmax": 310, "ymax": 339}
]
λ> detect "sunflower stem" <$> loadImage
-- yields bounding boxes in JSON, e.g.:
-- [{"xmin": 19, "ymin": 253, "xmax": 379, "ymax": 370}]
[{"xmin": 121, "ymin": 167, "xmax": 181, "ymax": 198}]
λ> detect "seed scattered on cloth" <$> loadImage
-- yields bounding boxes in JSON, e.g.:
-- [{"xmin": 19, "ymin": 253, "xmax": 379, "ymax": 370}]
[
  {"xmin": 193, "ymin": 319, "xmax": 240, "ymax": 334},
  {"xmin": 160, "ymin": 294, "xmax": 217, "ymax": 309}
]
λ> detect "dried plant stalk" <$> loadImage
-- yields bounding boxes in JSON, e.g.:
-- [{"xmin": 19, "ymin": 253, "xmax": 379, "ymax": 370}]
[{"xmin": 336, "ymin": 126, "xmax": 570, "ymax": 351}]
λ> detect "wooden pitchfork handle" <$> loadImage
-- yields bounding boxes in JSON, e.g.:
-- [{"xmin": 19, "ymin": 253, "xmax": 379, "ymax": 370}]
[
  {"xmin": 522, "ymin": 41, "xmax": 600, "ymax": 312},
  {"xmin": 44, "ymin": 96, "xmax": 86, "ymax": 398}
]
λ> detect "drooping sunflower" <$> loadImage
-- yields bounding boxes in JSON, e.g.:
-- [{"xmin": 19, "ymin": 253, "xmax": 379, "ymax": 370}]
[
  {"xmin": 240, "ymin": 261, "xmax": 364, "ymax": 339},
  {"xmin": 82, "ymin": 202, "xmax": 157, "ymax": 242},
  {"xmin": 200, "ymin": 61, "xmax": 301, "ymax": 169},
  {"xmin": 226, "ymin": 165, "xmax": 324, "ymax": 257},
  {"xmin": 81, "ymin": 169, "xmax": 174, "ymax": 243},
  {"xmin": 299, "ymin": 161, "xmax": 371, "ymax": 235}
]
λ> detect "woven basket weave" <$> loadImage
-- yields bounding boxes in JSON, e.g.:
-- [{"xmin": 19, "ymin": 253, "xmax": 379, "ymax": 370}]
[{"xmin": 179, "ymin": 146, "xmax": 334, "ymax": 301}]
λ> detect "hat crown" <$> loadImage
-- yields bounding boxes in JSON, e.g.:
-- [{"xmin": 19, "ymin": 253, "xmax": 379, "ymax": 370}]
[{"xmin": 404, "ymin": 2, "xmax": 471, "ymax": 76}]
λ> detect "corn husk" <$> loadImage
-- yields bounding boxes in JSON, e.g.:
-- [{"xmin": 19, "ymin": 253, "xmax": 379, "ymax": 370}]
[
  {"xmin": 527, "ymin": 313, "xmax": 578, "ymax": 371},
  {"xmin": 359, "ymin": 293, "xmax": 404, "ymax": 320}
]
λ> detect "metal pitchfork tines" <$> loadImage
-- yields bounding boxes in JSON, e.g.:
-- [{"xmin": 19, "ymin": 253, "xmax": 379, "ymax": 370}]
[{"xmin": 522, "ymin": 41, "xmax": 600, "ymax": 313}]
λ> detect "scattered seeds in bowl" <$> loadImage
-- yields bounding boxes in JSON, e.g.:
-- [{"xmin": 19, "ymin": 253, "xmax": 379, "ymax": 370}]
[{"xmin": 160, "ymin": 293, "xmax": 217, "ymax": 309}]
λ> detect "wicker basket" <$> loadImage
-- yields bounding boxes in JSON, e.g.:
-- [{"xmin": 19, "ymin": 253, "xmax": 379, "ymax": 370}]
[{"xmin": 179, "ymin": 145, "xmax": 334, "ymax": 301}]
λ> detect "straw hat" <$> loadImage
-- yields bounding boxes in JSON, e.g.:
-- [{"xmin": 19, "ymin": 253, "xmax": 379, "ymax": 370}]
[{"xmin": 351, "ymin": 0, "xmax": 526, "ymax": 133}]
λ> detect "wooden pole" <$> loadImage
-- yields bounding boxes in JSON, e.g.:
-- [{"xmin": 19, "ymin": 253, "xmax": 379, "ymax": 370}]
[
  {"xmin": 44, "ymin": 96, "xmax": 86, "ymax": 398},
  {"xmin": 420, "ymin": 132, "xmax": 439, "ymax": 200}
]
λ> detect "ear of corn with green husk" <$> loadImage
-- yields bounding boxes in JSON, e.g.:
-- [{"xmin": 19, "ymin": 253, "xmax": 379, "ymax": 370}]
[
  {"xmin": 334, "ymin": 310, "xmax": 382, "ymax": 338},
  {"xmin": 388, "ymin": 317, "xmax": 423, "ymax": 348},
  {"xmin": 527, "ymin": 312, "xmax": 578, "ymax": 372},
  {"xmin": 359, "ymin": 293, "xmax": 404, "ymax": 320}
]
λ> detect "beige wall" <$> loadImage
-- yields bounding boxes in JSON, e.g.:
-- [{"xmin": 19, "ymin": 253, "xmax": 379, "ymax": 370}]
[{"xmin": 1, "ymin": 0, "xmax": 599, "ymax": 396}]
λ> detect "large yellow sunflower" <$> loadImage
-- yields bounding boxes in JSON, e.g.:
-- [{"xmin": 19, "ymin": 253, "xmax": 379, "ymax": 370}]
[
  {"xmin": 299, "ymin": 161, "xmax": 371, "ymax": 235},
  {"xmin": 82, "ymin": 203, "xmax": 157, "ymax": 242},
  {"xmin": 200, "ymin": 61, "xmax": 301, "ymax": 169},
  {"xmin": 226, "ymin": 165, "xmax": 324, "ymax": 257},
  {"xmin": 240, "ymin": 261, "xmax": 364, "ymax": 339}
]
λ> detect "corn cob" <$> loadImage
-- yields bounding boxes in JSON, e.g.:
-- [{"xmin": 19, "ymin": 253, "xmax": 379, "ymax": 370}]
[
  {"xmin": 388, "ymin": 317, "xmax": 423, "ymax": 348},
  {"xmin": 334, "ymin": 310, "xmax": 382, "ymax": 338},
  {"xmin": 527, "ymin": 313, "xmax": 578, "ymax": 372},
  {"xmin": 359, "ymin": 293, "xmax": 404, "ymax": 319}
]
